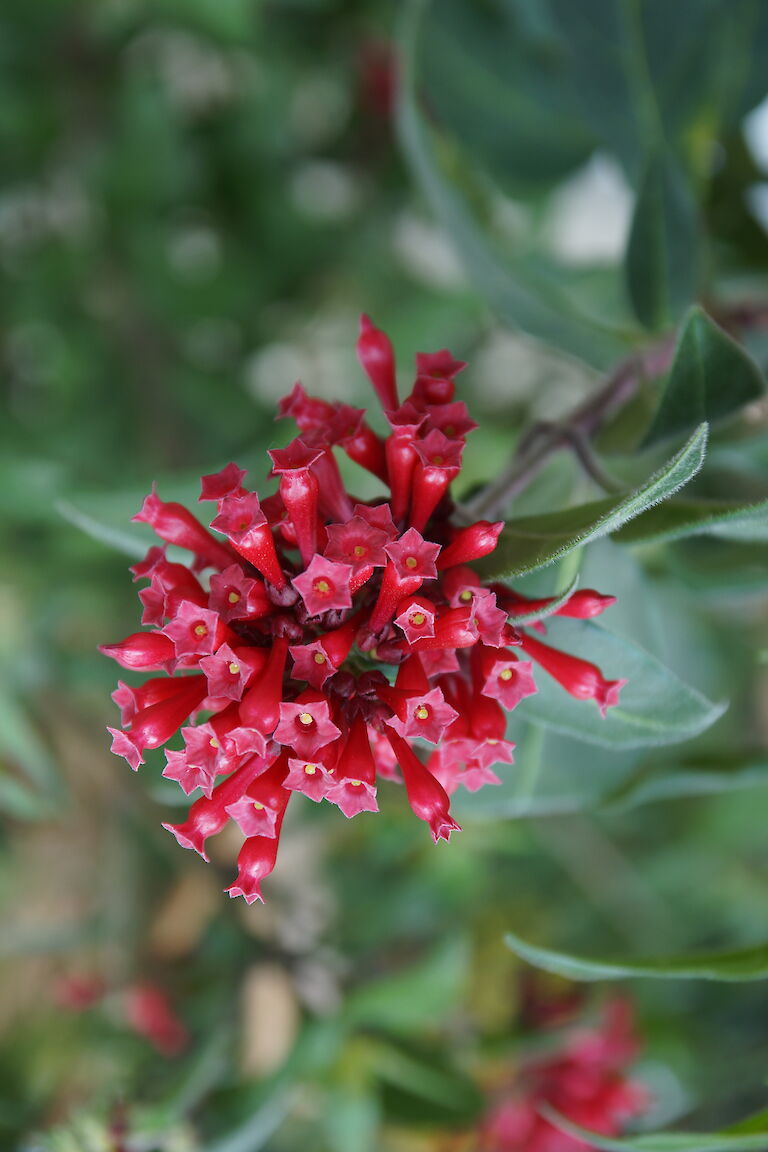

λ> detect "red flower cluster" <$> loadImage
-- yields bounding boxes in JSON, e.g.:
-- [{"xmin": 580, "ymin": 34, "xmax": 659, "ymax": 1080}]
[
  {"xmin": 101, "ymin": 316, "xmax": 624, "ymax": 902},
  {"xmin": 479, "ymin": 1000, "xmax": 650, "ymax": 1151}
]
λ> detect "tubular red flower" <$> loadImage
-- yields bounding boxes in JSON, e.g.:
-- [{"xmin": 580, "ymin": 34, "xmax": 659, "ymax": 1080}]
[
  {"xmin": 100, "ymin": 631, "xmax": 175, "ymax": 671},
  {"xmin": 238, "ymin": 636, "xmax": 290, "ymax": 733},
  {"xmin": 163, "ymin": 755, "xmax": 265, "ymax": 860},
  {"xmin": 269, "ymin": 440, "xmax": 323, "ymax": 565},
  {"xmin": 225, "ymin": 793, "xmax": 290, "ymax": 904},
  {"xmin": 210, "ymin": 492, "xmax": 286, "ymax": 588},
  {"xmin": 387, "ymin": 730, "xmax": 461, "ymax": 842},
  {"xmin": 133, "ymin": 486, "xmax": 234, "ymax": 571},
  {"xmin": 357, "ymin": 313, "xmax": 398, "ymax": 411},
  {"xmin": 102, "ymin": 314, "xmax": 625, "ymax": 901},
  {"xmin": 437, "ymin": 520, "xmax": 504, "ymax": 570},
  {"xmin": 521, "ymin": 632, "xmax": 626, "ymax": 716}
]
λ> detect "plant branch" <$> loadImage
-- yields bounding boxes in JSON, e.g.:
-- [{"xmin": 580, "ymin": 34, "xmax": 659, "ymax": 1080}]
[
  {"xmin": 465, "ymin": 335, "xmax": 676, "ymax": 519},
  {"xmin": 465, "ymin": 300, "xmax": 768, "ymax": 521}
]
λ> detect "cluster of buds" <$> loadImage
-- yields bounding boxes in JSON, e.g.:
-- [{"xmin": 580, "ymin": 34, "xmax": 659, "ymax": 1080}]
[
  {"xmin": 478, "ymin": 1000, "xmax": 650, "ymax": 1151},
  {"xmin": 101, "ymin": 316, "xmax": 624, "ymax": 902}
]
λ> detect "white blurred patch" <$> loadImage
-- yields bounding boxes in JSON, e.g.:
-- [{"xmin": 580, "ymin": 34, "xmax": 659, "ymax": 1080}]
[
  {"xmin": 393, "ymin": 210, "xmax": 465, "ymax": 288},
  {"xmin": 546, "ymin": 153, "xmax": 633, "ymax": 265},
  {"xmin": 127, "ymin": 29, "xmax": 240, "ymax": 115},
  {"xmin": 167, "ymin": 223, "xmax": 222, "ymax": 280},
  {"xmin": 744, "ymin": 94, "xmax": 768, "ymax": 173},
  {"xmin": 243, "ymin": 312, "xmax": 362, "ymax": 408},
  {"xmin": 290, "ymin": 161, "xmax": 361, "ymax": 222},
  {"xmin": 471, "ymin": 326, "xmax": 594, "ymax": 417},
  {"xmin": 746, "ymin": 183, "xmax": 768, "ymax": 234}
]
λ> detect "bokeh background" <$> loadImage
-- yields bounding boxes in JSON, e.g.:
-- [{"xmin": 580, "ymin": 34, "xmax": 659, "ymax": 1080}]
[{"xmin": 2, "ymin": 2, "xmax": 768, "ymax": 1149}]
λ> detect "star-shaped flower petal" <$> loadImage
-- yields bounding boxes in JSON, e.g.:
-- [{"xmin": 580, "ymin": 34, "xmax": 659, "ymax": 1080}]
[
  {"xmin": 386, "ymin": 687, "xmax": 458, "ymax": 744},
  {"xmin": 325, "ymin": 516, "xmax": 390, "ymax": 574},
  {"xmin": 199, "ymin": 462, "xmax": 248, "ymax": 503},
  {"xmin": 198, "ymin": 643, "xmax": 261, "ymax": 701},
  {"xmin": 284, "ymin": 757, "xmax": 335, "ymax": 802},
  {"xmin": 292, "ymin": 555, "xmax": 353, "ymax": 617},
  {"xmin": 162, "ymin": 602, "xmax": 222, "ymax": 659},
  {"xmin": 274, "ymin": 698, "xmax": 342, "ymax": 758},
  {"xmin": 482, "ymin": 657, "xmax": 538, "ymax": 711},
  {"xmin": 384, "ymin": 528, "xmax": 441, "ymax": 581}
]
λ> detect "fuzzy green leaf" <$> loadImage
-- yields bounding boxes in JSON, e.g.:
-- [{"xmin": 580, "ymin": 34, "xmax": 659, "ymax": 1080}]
[
  {"xmin": 614, "ymin": 495, "xmax": 768, "ymax": 544},
  {"xmin": 644, "ymin": 305, "xmax": 765, "ymax": 445},
  {"xmin": 517, "ymin": 619, "xmax": 726, "ymax": 748},
  {"xmin": 482, "ymin": 424, "xmax": 708, "ymax": 579}
]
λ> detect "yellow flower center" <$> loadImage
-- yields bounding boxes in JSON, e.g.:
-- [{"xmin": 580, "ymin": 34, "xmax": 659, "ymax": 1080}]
[
  {"xmin": 314, "ymin": 578, "xmax": 331, "ymax": 594},
  {"xmin": 209, "ymin": 737, "xmax": 219, "ymax": 749},
  {"xmin": 253, "ymin": 801, "xmax": 264, "ymax": 811},
  {"xmin": 228, "ymin": 662, "xmax": 240, "ymax": 675},
  {"xmin": 313, "ymin": 652, "xmax": 326, "ymax": 665},
  {"xmin": 193, "ymin": 623, "xmax": 208, "ymax": 637},
  {"xmin": 349, "ymin": 779, "xmax": 361, "ymax": 787},
  {"xmin": 304, "ymin": 763, "xmax": 317, "ymax": 775},
  {"xmin": 499, "ymin": 668, "xmax": 513, "ymax": 681},
  {"xmin": 410, "ymin": 612, "xmax": 426, "ymax": 626},
  {"xmin": 459, "ymin": 589, "xmax": 473, "ymax": 602},
  {"xmin": 227, "ymin": 590, "xmax": 241, "ymax": 604},
  {"xmin": 353, "ymin": 544, "xmax": 367, "ymax": 558},
  {"xmin": 415, "ymin": 705, "xmax": 430, "ymax": 720},
  {"xmin": 299, "ymin": 712, "xmax": 314, "ymax": 726},
  {"xmin": 405, "ymin": 556, "xmax": 418, "ymax": 569}
]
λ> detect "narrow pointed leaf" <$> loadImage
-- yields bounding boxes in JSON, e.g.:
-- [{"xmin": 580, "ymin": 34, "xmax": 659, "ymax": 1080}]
[
  {"xmin": 542, "ymin": 1104, "xmax": 768, "ymax": 1152},
  {"xmin": 482, "ymin": 424, "xmax": 708, "ymax": 579},
  {"xmin": 644, "ymin": 305, "xmax": 765, "ymax": 445},
  {"xmin": 614, "ymin": 495, "xmax": 768, "ymax": 544},
  {"xmin": 505, "ymin": 930, "xmax": 768, "ymax": 982}
]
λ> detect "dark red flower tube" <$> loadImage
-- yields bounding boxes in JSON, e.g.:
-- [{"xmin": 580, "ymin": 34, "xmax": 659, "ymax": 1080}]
[
  {"xmin": 226, "ymin": 801, "xmax": 289, "ymax": 904},
  {"xmin": 126, "ymin": 675, "xmax": 208, "ymax": 753},
  {"xmin": 357, "ymin": 313, "xmax": 398, "ymax": 412},
  {"xmin": 163, "ymin": 755, "xmax": 265, "ymax": 860},
  {"xmin": 133, "ymin": 488, "xmax": 234, "ymax": 571},
  {"xmin": 100, "ymin": 631, "xmax": 176, "ymax": 671},
  {"xmin": 521, "ymin": 632, "xmax": 626, "ymax": 716},
  {"xmin": 238, "ymin": 636, "xmax": 290, "ymax": 733},
  {"xmin": 387, "ymin": 730, "xmax": 460, "ymax": 842}
]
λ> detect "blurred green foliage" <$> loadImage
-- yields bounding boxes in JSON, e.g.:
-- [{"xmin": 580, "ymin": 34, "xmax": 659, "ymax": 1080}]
[{"xmin": 1, "ymin": 1, "xmax": 768, "ymax": 1150}]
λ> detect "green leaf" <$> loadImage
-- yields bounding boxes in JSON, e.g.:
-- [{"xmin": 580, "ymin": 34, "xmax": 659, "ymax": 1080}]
[
  {"xmin": 644, "ymin": 305, "xmax": 765, "ymax": 444},
  {"xmin": 625, "ymin": 152, "xmax": 698, "ymax": 330},
  {"xmin": 397, "ymin": 0, "xmax": 627, "ymax": 368},
  {"xmin": 482, "ymin": 424, "xmax": 708, "ymax": 579},
  {"xmin": 517, "ymin": 619, "xmax": 726, "ymax": 748},
  {"xmin": 603, "ymin": 751, "xmax": 768, "ymax": 812},
  {"xmin": 56, "ymin": 498, "xmax": 154, "ymax": 559},
  {"xmin": 542, "ymin": 1104, "xmax": 768, "ymax": 1152},
  {"xmin": 505, "ymin": 930, "xmax": 768, "ymax": 983},
  {"xmin": 614, "ymin": 495, "xmax": 768, "ymax": 544}
]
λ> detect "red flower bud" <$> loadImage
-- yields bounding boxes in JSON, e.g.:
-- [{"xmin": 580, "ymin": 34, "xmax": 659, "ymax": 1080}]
[
  {"xmin": 437, "ymin": 520, "xmax": 504, "ymax": 570},
  {"xmin": 357, "ymin": 313, "xmax": 398, "ymax": 411}
]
